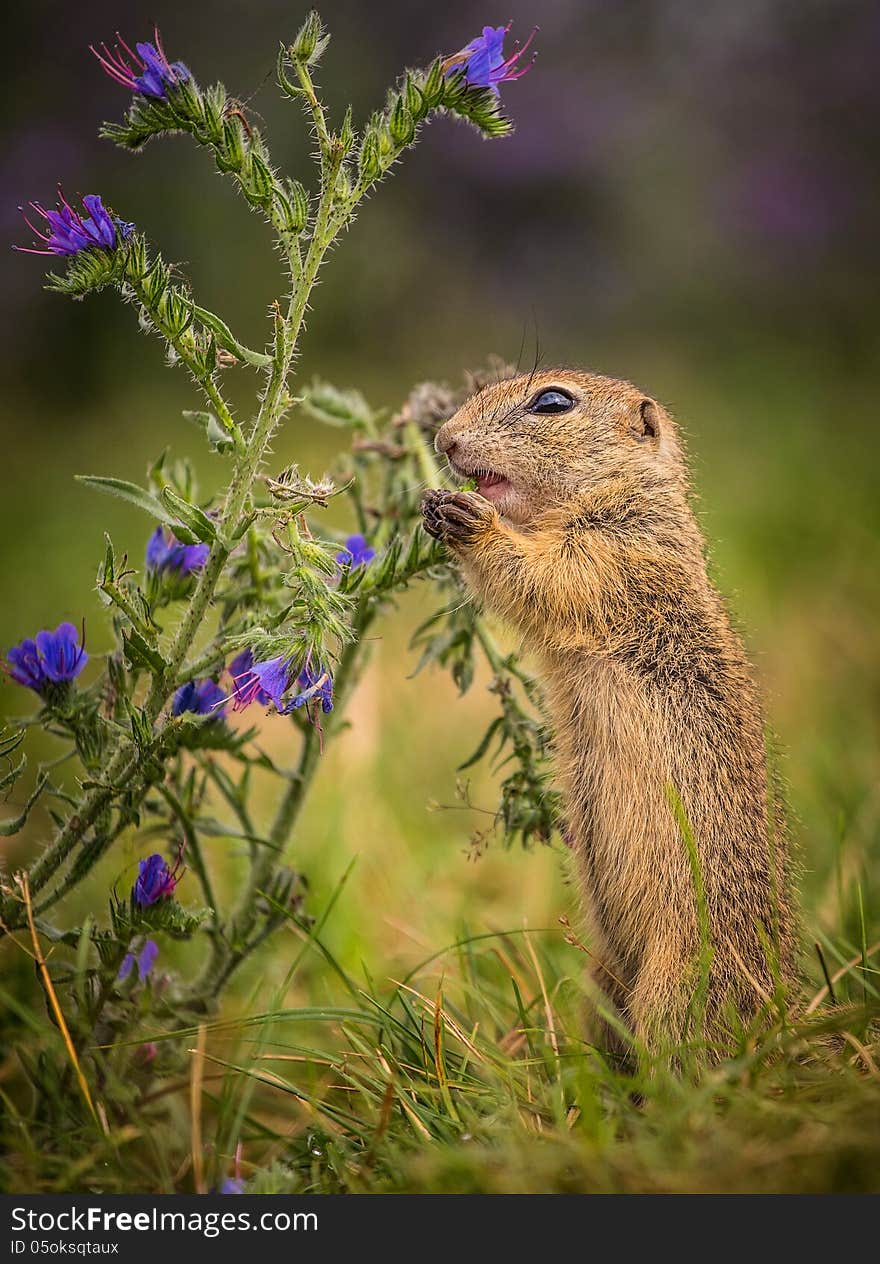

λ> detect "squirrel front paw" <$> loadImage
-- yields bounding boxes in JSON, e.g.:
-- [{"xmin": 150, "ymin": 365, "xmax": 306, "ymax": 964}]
[{"xmin": 422, "ymin": 490, "xmax": 497, "ymax": 547}]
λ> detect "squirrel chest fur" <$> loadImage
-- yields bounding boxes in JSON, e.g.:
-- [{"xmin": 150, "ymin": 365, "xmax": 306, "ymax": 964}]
[{"xmin": 422, "ymin": 369, "xmax": 798, "ymax": 1053}]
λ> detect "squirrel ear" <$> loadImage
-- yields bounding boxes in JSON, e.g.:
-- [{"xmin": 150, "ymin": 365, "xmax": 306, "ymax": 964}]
[{"xmin": 631, "ymin": 398, "xmax": 660, "ymax": 442}]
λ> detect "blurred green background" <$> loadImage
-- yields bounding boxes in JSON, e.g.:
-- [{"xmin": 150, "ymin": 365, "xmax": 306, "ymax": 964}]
[{"xmin": 1, "ymin": 0, "xmax": 878, "ymax": 992}]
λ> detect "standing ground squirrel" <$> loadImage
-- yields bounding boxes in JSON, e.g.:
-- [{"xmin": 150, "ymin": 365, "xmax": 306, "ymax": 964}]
[{"xmin": 422, "ymin": 369, "xmax": 798, "ymax": 1056}]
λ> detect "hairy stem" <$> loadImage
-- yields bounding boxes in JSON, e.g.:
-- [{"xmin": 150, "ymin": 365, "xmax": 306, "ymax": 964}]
[
  {"xmin": 10, "ymin": 172, "xmax": 345, "ymax": 925},
  {"xmin": 185, "ymin": 600, "xmax": 375, "ymax": 1002}
]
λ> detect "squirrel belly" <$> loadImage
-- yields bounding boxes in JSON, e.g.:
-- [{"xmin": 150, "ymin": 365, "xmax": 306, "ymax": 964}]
[{"xmin": 422, "ymin": 368, "xmax": 798, "ymax": 1054}]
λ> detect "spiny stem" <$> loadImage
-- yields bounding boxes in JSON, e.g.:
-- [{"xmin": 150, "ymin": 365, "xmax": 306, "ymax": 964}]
[
  {"xmin": 186, "ymin": 600, "xmax": 375, "ymax": 1002},
  {"xmin": 293, "ymin": 59, "xmax": 333, "ymax": 165},
  {"xmin": 16, "ymin": 168, "xmax": 346, "ymax": 921},
  {"xmin": 128, "ymin": 276, "xmax": 243, "ymax": 451}
]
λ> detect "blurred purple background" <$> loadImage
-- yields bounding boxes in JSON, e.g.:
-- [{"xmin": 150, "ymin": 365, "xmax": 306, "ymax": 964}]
[{"xmin": 1, "ymin": 0, "xmax": 878, "ymax": 957}]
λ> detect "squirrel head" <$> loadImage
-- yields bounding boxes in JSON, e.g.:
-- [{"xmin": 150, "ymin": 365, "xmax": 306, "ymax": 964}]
[{"xmin": 434, "ymin": 369, "xmax": 687, "ymax": 527}]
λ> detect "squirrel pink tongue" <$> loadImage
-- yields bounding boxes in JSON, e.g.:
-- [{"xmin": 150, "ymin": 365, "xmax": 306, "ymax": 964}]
[{"xmin": 476, "ymin": 472, "xmax": 510, "ymax": 502}]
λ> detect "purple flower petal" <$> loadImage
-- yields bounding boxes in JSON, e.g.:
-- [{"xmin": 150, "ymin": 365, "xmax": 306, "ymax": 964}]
[
  {"xmin": 250, "ymin": 656, "xmax": 294, "ymax": 711},
  {"xmin": 145, "ymin": 527, "xmax": 209, "ymax": 576},
  {"xmin": 445, "ymin": 22, "xmax": 537, "ymax": 94},
  {"xmin": 133, "ymin": 853, "xmax": 180, "ymax": 906},
  {"xmin": 336, "ymin": 533, "xmax": 376, "ymax": 570},
  {"xmin": 35, "ymin": 622, "xmax": 88, "ymax": 683},
  {"xmin": 229, "ymin": 649, "xmax": 273, "ymax": 709},
  {"xmin": 15, "ymin": 193, "xmax": 124, "ymax": 259},
  {"xmin": 173, "ymin": 678, "xmax": 226, "ymax": 719},
  {"xmin": 94, "ymin": 32, "xmax": 190, "ymax": 101},
  {"xmin": 291, "ymin": 661, "xmax": 333, "ymax": 714},
  {"xmin": 6, "ymin": 638, "xmax": 45, "ymax": 691},
  {"xmin": 137, "ymin": 939, "xmax": 159, "ymax": 979}
]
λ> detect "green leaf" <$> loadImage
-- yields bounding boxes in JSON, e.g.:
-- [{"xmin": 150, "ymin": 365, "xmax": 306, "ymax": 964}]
[
  {"xmin": 231, "ymin": 511, "xmax": 257, "ymax": 541},
  {"xmin": 189, "ymin": 305, "xmax": 273, "ymax": 368},
  {"xmin": 301, "ymin": 378, "xmax": 376, "ymax": 429},
  {"xmin": 76, "ymin": 476, "xmax": 177, "ymax": 528},
  {"xmin": 122, "ymin": 628, "xmax": 168, "ymax": 676},
  {"xmin": 183, "ymin": 410, "xmax": 235, "ymax": 455},
  {"xmin": 0, "ymin": 728, "xmax": 26, "ymax": 761},
  {"xmin": 458, "ymin": 716, "xmax": 504, "ymax": 771},
  {"xmin": 160, "ymin": 487, "xmax": 218, "ymax": 545},
  {"xmin": 123, "ymin": 697, "xmax": 154, "ymax": 750},
  {"xmin": 0, "ymin": 771, "xmax": 49, "ymax": 837},
  {"xmin": 0, "ymin": 752, "xmax": 27, "ymax": 794}
]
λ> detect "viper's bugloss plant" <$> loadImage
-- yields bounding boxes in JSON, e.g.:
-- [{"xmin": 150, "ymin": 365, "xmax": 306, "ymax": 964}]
[
  {"xmin": 118, "ymin": 938, "xmax": 159, "ymax": 981},
  {"xmin": 145, "ymin": 526, "xmax": 210, "ymax": 576},
  {"xmin": 133, "ymin": 853, "xmax": 182, "ymax": 906},
  {"xmin": 443, "ymin": 22, "xmax": 538, "ymax": 93},
  {"xmin": 336, "ymin": 533, "xmax": 376, "ymax": 570},
  {"xmin": 91, "ymin": 31, "xmax": 191, "ymax": 101},
  {"xmin": 14, "ymin": 192, "xmax": 131, "ymax": 257},
  {"xmin": 1, "ymin": 13, "xmax": 557, "ymax": 1178},
  {"xmin": 172, "ymin": 677, "xmax": 225, "ymax": 719}
]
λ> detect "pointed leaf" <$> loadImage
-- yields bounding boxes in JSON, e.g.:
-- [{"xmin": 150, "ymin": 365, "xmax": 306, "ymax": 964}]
[
  {"xmin": 160, "ymin": 487, "xmax": 218, "ymax": 544},
  {"xmin": 77, "ymin": 476, "xmax": 177, "ymax": 527},
  {"xmin": 189, "ymin": 305, "xmax": 272, "ymax": 368}
]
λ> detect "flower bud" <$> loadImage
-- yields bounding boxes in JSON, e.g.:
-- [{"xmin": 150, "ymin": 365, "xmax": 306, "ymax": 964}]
[
  {"xmin": 338, "ymin": 107, "xmax": 355, "ymax": 153},
  {"xmin": 389, "ymin": 97, "xmax": 415, "ymax": 146},
  {"xmin": 377, "ymin": 127, "xmax": 396, "ymax": 165},
  {"xmin": 334, "ymin": 165, "xmax": 352, "ymax": 202},
  {"xmin": 199, "ymin": 86, "xmax": 225, "ymax": 144},
  {"xmin": 219, "ymin": 115, "xmax": 246, "ymax": 173},
  {"xmin": 358, "ymin": 130, "xmax": 381, "ymax": 184},
  {"xmin": 168, "ymin": 73, "xmax": 202, "ymax": 122},
  {"xmin": 159, "ymin": 290, "xmax": 193, "ymax": 338},
  {"xmin": 405, "ymin": 74, "xmax": 427, "ymax": 121},
  {"xmin": 243, "ymin": 152, "xmax": 276, "ymax": 206},
  {"xmin": 290, "ymin": 11, "xmax": 327, "ymax": 64},
  {"xmin": 286, "ymin": 180, "xmax": 309, "ymax": 232},
  {"xmin": 422, "ymin": 58, "xmax": 445, "ymax": 107}
]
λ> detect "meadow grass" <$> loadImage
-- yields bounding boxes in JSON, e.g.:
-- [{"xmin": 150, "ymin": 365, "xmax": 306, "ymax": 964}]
[
  {"xmin": 3, "ymin": 875, "xmax": 878, "ymax": 1194},
  {"xmin": 1, "ymin": 352, "xmax": 878, "ymax": 1195}
]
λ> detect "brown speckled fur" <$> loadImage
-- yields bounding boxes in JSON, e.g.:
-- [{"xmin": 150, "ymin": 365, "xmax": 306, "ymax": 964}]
[{"xmin": 422, "ymin": 368, "xmax": 798, "ymax": 1055}]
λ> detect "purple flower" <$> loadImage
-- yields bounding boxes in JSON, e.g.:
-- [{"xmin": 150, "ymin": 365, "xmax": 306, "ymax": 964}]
[
  {"xmin": 444, "ymin": 22, "xmax": 538, "ymax": 94},
  {"xmin": 173, "ymin": 677, "xmax": 226, "ymax": 719},
  {"xmin": 228, "ymin": 650, "xmax": 332, "ymax": 716},
  {"xmin": 14, "ymin": 192, "xmax": 131, "ymax": 258},
  {"xmin": 218, "ymin": 1178, "xmax": 244, "ymax": 1195},
  {"xmin": 291, "ymin": 661, "xmax": 333, "ymax": 714},
  {"xmin": 238, "ymin": 655, "xmax": 293, "ymax": 712},
  {"xmin": 228, "ymin": 648, "xmax": 274, "ymax": 710},
  {"xmin": 6, "ymin": 622, "xmax": 88, "ymax": 694},
  {"xmin": 146, "ymin": 527, "xmax": 210, "ymax": 576},
  {"xmin": 5, "ymin": 639, "xmax": 44, "ymax": 691},
  {"xmin": 133, "ymin": 853, "xmax": 182, "ymax": 907},
  {"xmin": 91, "ymin": 29, "xmax": 191, "ymax": 100},
  {"xmin": 118, "ymin": 939, "xmax": 159, "ymax": 982},
  {"xmin": 336, "ymin": 533, "xmax": 376, "ymax": 570}
]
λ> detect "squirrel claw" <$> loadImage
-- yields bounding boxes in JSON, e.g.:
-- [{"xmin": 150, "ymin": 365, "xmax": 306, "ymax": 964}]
[{"xmin": 421, "ymin": 489, "xmax": 495, "ymax": 546}]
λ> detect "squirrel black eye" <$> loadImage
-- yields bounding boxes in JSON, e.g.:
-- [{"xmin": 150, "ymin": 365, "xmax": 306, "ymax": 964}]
[{"xmin": 527, "ymin": 388, "xmax": 575, "ymax": 415}]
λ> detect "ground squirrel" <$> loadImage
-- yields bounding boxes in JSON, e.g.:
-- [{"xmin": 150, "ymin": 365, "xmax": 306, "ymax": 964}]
[{"xmin": 422, "ymin": 369, "xmax": 798, "ymax": 1056}]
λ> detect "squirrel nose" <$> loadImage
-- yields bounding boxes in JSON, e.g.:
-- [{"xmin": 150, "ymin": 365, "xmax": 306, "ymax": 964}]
[{"xmin": 435, "ymin": 429, "xmax": 457, "ymax": 457}]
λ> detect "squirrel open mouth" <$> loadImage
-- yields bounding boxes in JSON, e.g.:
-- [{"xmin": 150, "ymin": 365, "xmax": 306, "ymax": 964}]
[
  {"xmin": 450, "ymin": 459, "xmax": 511, "ymax": 503},
  {"xmin": 475, "ymin": 470, "xmax": 510, "ymax": 502}
]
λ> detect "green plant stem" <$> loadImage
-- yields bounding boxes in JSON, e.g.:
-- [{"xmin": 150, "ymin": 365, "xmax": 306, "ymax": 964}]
[
  {"xmin": 293, "ymin": 60, "xmax": 332, "ymax": 164},
  {"xmin": 128, "ymin": 276, "xmax": 243, "ymax": 451},
  {"xmin": 11, "ymin": 173, "xmax": 345, "ymax": 926},
  {"xmin": 403, "ymin": 418, "xmax": 444, "ymax": 490},
  {"xmin": 186, "ymin": 599, "xmax": 375, "ymax": 1002}
]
